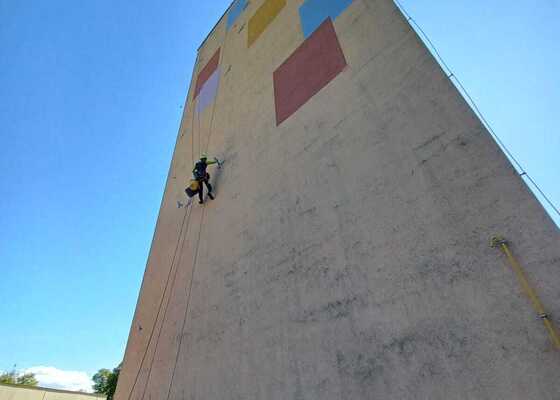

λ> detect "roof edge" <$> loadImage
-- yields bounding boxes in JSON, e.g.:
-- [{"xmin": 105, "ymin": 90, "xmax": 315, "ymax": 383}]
[
  {"xmin": 198, "ymin": 0, "xmax": 237, "ymax": 51},
  {"xmin": 0, "ymin": 383, "xmax": 106, "ymax": 398}
]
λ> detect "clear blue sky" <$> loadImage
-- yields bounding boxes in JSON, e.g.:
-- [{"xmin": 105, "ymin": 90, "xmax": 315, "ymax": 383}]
[{"xmin": 0, "ymin": 0, "xmax": 558, "ymax": 385}]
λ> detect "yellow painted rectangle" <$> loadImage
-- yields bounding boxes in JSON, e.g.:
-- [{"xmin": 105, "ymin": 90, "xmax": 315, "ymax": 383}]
[{"xmin": 248, "ymin": 0, "xmax": 286, "ymax": 47}]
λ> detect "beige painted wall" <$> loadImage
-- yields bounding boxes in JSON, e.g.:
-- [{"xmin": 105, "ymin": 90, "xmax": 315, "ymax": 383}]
[
  {"xmin": 115, "ymin": 0, "xmax": 560, "ymax": 399},
  {"xmin": 0, "ymin": 384, "xmax": 105, "ymax": 400}
]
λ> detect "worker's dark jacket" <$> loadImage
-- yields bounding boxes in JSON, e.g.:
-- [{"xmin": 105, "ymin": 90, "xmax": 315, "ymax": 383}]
[{"xmin": 192, "ymin": 158, "xmax": 217, "ymax": 180}]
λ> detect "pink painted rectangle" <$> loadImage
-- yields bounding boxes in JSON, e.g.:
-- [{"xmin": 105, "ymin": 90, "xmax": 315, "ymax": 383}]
[
  {"xmin": 273, "ymin": 18, "xmax": 347, "ymax": 125},
  {"xmin": 196, "ymin": 67, "xmax": 220, "ymax": 114},
  {"xmin": 194, "ymin": 49, "xmax": 221, "ymax": 99}
]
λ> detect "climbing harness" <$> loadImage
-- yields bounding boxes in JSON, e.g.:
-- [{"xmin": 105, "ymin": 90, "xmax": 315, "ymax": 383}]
[{"xmin": 491, "ymin": 236, "xmax": 560, "ymax": 350}]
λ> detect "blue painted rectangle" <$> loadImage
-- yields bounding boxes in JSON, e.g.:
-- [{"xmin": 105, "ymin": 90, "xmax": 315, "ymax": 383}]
[
  {"xmin": 227, "ymin": 0, "xmax": 248, "ymax": 30},
  {"xmin": 299, "ymin": 0, "xmax": 354, "ymax": 38}
]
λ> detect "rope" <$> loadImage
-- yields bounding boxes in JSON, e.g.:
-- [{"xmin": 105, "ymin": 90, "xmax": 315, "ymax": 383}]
[
  {"xmin": 191, "ymin": 95, "xmax": 196, "ymax": 169},
  {"xmin": 393, "ymin": 0, "xmax": 560, "ymax": 219},
  {"xmin": 491, "ymin": 237, "xmax": 560, "ymax": 350},
  {"xmin": 139, "ymin": 204, "xmax": 195, "ymax": 400},
  {"xmin": 126, "ymin": 51, "xmax": 203, "ymax": 400},
  {"xmin": 163, "ymin": 26, "xmax": 229, "ymax": 400},
  {"xmin": 136, "ymin": 40, "xmax": 226, "ymax": 400},
  {"xmin": 164, "ymin": 205, "xmax": 208, "ymax": 400},
  {"xmin": 205, "ymin": 56, "xmax": 223, "ymax": 153},
  {"xmin": 134, "ymin": 45, "xmax": 215, "ymax": 397},
  {"xmin": 198, "ymin": 107, "xmax": 202, "ymax": 159},
  {"xmin": 125, "ymin": 205, "xmax": 191, "ymax": 400},
  {"xmin": 135, "ymin": 49, "xmax": 210, "ymax": 398}
]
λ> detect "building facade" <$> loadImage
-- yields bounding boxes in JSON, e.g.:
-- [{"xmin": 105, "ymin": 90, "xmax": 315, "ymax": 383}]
[{"xmin": 115, "ymin": 1, "xmax": 560, "ymax": 399}]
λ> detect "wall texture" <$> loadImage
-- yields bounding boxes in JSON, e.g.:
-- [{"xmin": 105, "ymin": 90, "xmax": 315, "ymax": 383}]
[{"xmin": 114, "ymin": 1, "xmax": 560, "ymax": 399}]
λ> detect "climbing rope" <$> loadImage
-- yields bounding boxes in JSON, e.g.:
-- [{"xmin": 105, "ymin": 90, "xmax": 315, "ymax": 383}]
[
  {"xmin": 204, "ymin": 61, "xmax": 222, "ymax": 154},
  {"xmin": 393, "ymin": 0, "xmax": 560, "ymax": 220},
  {"xmin": 138, "ymin": 204, "xmax": 196, "ymax": 400},
  {"xmin": 491, "ymin": 236, "xmax": 560, "ymax": 350},
  {"xmin": 126, "ymin": 50, "xmax": 205, "ymax": 400},
  {"xmin": 129, "ymin": 19, "xmax": 230, "ymax": 400},
  {"xmin": 197, "ymin": 107, "xmax": 202, "ymax": 161},
  {"xmin": 125, "ymin": 15, "xmax": 229, "ymax": 394},
  {"xmin": 163, "ymin": 23, "xmax": 229, "ymax": 400},
  {"xmin": 164, "ymin": 204, "xmax": 208, "ymax": 400},
  {"xmin": 191, "ymin": 87, "xmax": 196, "ymax": 169},
  {"xmin": 135, "ymin": 51, "xmax": 215, "ymax": 400},
  {"xmin": 125, "ymin": 204, "xmax": 192, "ymax": 400}
]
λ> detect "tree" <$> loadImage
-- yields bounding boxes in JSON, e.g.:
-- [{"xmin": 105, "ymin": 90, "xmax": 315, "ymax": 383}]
[
  {"xmin": 0, "ymin": 369, "xmax": 38, "ymax": 386},
  {"xmin": 92, "ymin": 369, "xmax": 111, "ymax": 393},
  {"xmin": 0, "ymin": 370, "xmax": 16, "ymax": 385},
  {"xmin": 16, "ymin": 373, "xmax": 38, "ymax": 386},
  {"xmin": 93, "ymin": 364, "xmax": 120, "ymax": 400}
]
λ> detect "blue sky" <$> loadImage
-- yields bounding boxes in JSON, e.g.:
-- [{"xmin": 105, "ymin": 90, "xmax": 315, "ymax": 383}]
[{"xmin": 0, "ymin": 0, "xmax": 558, "ymax": 391}]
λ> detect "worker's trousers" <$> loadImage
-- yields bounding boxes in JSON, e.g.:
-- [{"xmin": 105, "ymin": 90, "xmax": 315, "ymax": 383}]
[{"xmin": 197, "ymin": 173, "xmax": 213, "ymax": 202}]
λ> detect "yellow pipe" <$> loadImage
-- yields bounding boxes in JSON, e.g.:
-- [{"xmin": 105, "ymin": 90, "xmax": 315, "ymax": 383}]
[{"xmin": 491, "ymin": 236, "xmax": 560, "ymax": 350}]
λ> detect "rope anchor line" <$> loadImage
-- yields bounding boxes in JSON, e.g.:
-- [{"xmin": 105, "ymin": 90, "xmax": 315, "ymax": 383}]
[
  {"xmin": 125, "ymin": 204, "xmax": 193, "ymax": 400},
  {"xmin": 491, "ymin": 236, "xmax": 560, "ymax": 350},
  {"xmin": 394, "ymin": 0, "xmax": 560, "ymax": 220}
]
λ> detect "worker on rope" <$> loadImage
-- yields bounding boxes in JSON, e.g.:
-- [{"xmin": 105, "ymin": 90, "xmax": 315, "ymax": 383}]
[{"xmin": 188, "ymin": 152, "xmax": 221, "ymax": 204}]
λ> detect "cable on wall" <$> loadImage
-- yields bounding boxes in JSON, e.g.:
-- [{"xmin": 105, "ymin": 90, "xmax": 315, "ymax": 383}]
[{"xmin": 393, "ymin": 0, "xmax": 560, "ymax": 219}]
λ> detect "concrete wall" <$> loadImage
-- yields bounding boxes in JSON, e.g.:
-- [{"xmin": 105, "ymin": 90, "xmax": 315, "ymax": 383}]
[
  {"xmin": 115, "ymin": 0, "xmax": 560, "ymax": 399},
  {"xmin": 0, "ymin": 384, "xmax": 105, "ymax": 400}
]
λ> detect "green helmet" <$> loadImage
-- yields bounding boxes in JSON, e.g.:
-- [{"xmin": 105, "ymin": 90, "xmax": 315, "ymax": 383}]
[{"xmin": 201, "ymin": 152, "xmax": 208, "ymax": 160}]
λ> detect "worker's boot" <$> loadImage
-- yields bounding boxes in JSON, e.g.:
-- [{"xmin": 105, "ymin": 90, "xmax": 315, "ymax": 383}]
[{"xmin": 208, "ymin": 192, "xmax": 215, "ymax": 200}]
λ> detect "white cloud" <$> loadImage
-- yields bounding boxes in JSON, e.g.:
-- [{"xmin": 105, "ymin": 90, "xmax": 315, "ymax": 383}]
[{"xmin": 24, "ymin": 366, "xmax": 94, "ymax": 393}]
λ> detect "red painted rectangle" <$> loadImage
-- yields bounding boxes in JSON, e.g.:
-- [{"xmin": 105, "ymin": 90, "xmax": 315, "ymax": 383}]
[
  {"xmin": 194, "ymin": 49, "xmax": 221, "ymax": 98},
  {"xmin": 273, "ymin": 18, "xmax": 347, "ymax": 125}
]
